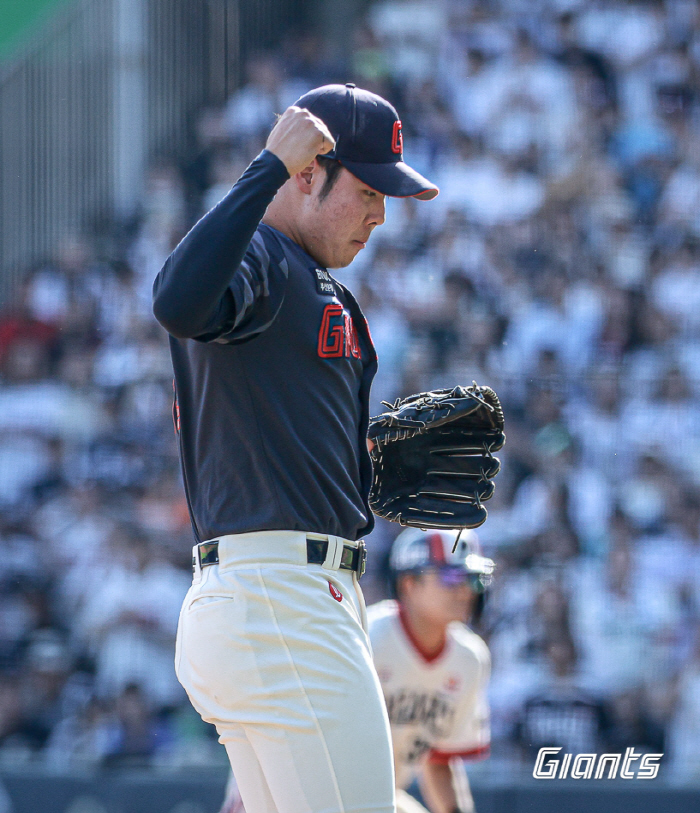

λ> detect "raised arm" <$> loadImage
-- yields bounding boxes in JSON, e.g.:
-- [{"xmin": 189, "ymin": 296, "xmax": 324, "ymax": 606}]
[{"xmin": 152, "ymin": 107, "xmax": 334, "ymax": 340}]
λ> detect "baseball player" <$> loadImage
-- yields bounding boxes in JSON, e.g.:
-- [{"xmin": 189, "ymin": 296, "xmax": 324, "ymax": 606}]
[
  {"xmin": 152, "ymin": 83, "xmax": 438, "ymax": 813},
  {"xmin": 371, "ymin": 528, "xmax": 492, "ymax": 813},
  {"xmin": 218, "ymin": 527, "xmax": 493, "ymax": 813}
]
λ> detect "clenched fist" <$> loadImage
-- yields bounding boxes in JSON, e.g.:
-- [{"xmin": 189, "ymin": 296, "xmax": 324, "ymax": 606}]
[{"xmin": 266, "ymin": 106, "xmax": 336, "ymax": 177}]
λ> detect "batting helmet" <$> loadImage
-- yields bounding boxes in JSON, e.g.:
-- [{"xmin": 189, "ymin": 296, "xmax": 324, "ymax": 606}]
[
  {"xmin": 388, "ymin": 527, "xmax": 495, "ymax": 594},
  {"xmin": 388, "ymin": 528, "xmax": 495, "ymax": 625}
]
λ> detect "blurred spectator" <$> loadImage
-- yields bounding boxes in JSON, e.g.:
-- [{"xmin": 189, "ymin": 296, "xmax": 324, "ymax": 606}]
[
  {"xmin": 616, "ymin": 452, "xmax": 675, "ymax": 533},
  {"xmin": 570, "ymin": 539, "xmax": 667, "ymax": 692},
  {"xmin": 182, "ymin": 106, "xmax": 234, "ymax": 221},
  {"xmin": 101, "ymin": 683, "xmax": 172, "ymax": 768},
  {"xmin": 651, "ymin": 239, "xmax": 700, "ymax": 337},
  {"xmin": 488, "ymin": 575, "xmax": 575, "ymax": 745},
  {"xmin": 73, "ymin": 524, "xmax": 189, "ymax": 707},
  {"xmin": 668, "ymin": 631, "xmax": 700, "ymax": 781},
  {"xmin": 0, "ymin": 279, "xmax": 59, "ymax": 378},
  {"xmin": 44, "ymin": 697, "xmax": 112, "ymax": 771},
  {"xmin": 605, "ymin": 687, "xmax": 665, "ymax": 755},
  {"xmin": 0, "ymin": 584, "xmax": 46, "ymax": 673},
  {"xmin": 24, "ymin": 236, "xmax": 119, "ymax": 347},
  {"xmin": 128, "ymin": 161, "xmax": 189, "ymax": 313},
  {"xmin": 514, "ymin": 637, "xmax": 609, "ymax": 758},
  {"xmin": 674, "ymin": 490, "xmax": 700, "ymax": 616},
  {"xmin": 16, "ymin": 630, "xmax": 78, "ymax": 751},
  {"xmin": 224, "ymin": 53, "xmax": 309, "ymax": 147}
]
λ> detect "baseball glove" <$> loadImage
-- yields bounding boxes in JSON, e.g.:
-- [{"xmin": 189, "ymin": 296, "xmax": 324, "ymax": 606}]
[{"xmin": 368, "ymin": 383, "xmax": 505, "ymax": 530}]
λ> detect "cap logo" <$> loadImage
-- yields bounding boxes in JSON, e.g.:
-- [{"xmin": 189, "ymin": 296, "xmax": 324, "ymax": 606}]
[
  {"xmin": 391, "ymin": 120, "xmax": 403, "ymax": 155},
  {"xmin": 428, "ymin": 532, "xmax": 446, "ymax": 564}
]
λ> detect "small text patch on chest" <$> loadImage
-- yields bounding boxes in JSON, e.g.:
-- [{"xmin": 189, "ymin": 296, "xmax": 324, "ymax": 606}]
[{"xmin": 315, "ymin": 268, "xmax": 336, "ymax": 296}]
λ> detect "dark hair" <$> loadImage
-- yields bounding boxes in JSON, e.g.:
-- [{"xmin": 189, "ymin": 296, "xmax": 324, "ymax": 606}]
[{"xmin": 316, "ymin": 155, "xmax": 344, "ymax": 202}]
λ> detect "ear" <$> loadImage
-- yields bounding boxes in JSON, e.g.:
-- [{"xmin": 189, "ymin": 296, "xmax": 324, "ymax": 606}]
[{"xmin": 293, "ymin": 161, "xmax": 316, "ymax": 196}]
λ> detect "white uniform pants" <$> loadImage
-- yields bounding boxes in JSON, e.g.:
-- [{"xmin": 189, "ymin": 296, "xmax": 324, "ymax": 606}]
[{"xmin": 175, "ymin": 531, "xmax": 396, "ymax": 813}]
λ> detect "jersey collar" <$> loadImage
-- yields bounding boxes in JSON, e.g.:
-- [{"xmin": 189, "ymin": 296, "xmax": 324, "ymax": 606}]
[{"xmin": 260, "ymin": 223, "xmax": 325, "ymax": 272}]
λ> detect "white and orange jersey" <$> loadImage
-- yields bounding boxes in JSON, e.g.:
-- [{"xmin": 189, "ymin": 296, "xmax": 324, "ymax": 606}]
[{"xmin": 367, "ymin": 599, "xmax": 491, "ymax": 790}]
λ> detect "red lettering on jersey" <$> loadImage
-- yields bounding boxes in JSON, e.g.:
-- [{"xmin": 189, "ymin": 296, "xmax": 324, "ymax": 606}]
[
  {"xmin": 329, "ymin": 582, "xmax": 343, "ymax": 602},
  {"xmin": 318, "ymin": 304, "xmax": 362, "ymax": 359},
  {"xmin": 391, "ymin": 120, "xmax": 403, "ymax": 155},
  {"xmin": 344, "ymin": 312, "xmax": 362, "ymax": 359},
  {"xmin": 318, "ymin": 303, "xmax": 345, "ymax": 357}
]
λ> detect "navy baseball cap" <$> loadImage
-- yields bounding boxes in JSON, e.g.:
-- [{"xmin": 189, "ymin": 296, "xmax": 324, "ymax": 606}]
[{"xmin": 294, "ymin": 83, "xmax": 439, "ymax": 201}]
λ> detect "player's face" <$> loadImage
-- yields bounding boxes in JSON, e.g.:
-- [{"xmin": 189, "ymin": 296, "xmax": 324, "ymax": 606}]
[
  {"xmin": 304, "ymin": 166, "xmax": 386, "ymax": 268},
  {"xmin": 404, "ymin": 570, "xmax": 478, "ymax": 626}
]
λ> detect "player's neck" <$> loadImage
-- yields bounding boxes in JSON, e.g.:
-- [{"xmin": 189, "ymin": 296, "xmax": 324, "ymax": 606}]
[
  {"xmin": 263, "ymin": 203, "xmax": 300, "ymax": 245},
  {"xmin": 263, "ymin": 191, "xmax": 310, "ymax": 257},
  {"xmin": 398, "ymin": 603, "xmax": 448, "ymax": 662},
  {"xmin": 264, "ymin": 186, "xmax": 333, "ymax": 268}
]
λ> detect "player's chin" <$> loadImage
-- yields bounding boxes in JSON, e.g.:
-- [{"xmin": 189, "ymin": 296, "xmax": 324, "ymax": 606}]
[{"xmin": 334, "ymin": 244, "xmax": 363, "ymax": 268}]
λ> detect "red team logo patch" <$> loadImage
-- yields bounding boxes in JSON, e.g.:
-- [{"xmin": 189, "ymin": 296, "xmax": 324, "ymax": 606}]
[
  {"xmin": 318, "ymin": 303, "xmax": 362, "ymax": 359},
  {"xmin": 329, "ymin": 582, "xmax": 343, "ymax": 602},
  {"xmin": 391, "ymin": 120, "xmax": 403, "ymax": 155}
]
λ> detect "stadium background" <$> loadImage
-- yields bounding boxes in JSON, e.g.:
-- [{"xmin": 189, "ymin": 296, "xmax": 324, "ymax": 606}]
[{"xmin": 1, "ymin": 0, "xmax": 700, "ymax": 810}]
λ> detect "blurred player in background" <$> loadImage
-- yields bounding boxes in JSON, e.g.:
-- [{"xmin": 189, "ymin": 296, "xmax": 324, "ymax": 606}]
[
  {"xmin": 371, "ymin": 528, "xmax": 492, "ymax": 813},
  {"xmin": 220, "ymin": 528, "xmax": 492, "ymax": 813}
]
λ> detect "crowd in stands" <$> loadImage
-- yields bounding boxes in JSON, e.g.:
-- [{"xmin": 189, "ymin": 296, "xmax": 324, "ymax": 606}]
[{"xmin": 1, "ymin": 0, "xmax": 700, "ymax": 781}]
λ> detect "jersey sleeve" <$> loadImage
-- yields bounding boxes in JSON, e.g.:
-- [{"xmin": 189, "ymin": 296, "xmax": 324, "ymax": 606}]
[
  {"xmin": 196, "ymin": 229, "xmax": 289, "ymax": 344},
  {"xmin": 152, "ymin": 150, "xmax": 290, "ymax": 342},
  {"xmin": 428, "ymin": 642, "xmax": 491, "ymax": 764}
]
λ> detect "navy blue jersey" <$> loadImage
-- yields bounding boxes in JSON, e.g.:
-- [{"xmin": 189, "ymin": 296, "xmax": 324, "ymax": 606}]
[{"xmin": 153, "ymin": 150, "xmax": 377, "ymax": 542}]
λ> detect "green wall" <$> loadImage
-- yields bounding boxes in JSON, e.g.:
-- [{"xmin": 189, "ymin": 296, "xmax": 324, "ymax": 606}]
[{"xmin": 0, "ymin": 0, "xmax": 72, "ymax": 58}]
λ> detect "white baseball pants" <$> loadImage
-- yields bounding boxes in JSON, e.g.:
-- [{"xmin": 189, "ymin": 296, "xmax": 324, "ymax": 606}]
[{"xmin": 175, "ymin": 531, "xmax": 396, "ymax": 813}]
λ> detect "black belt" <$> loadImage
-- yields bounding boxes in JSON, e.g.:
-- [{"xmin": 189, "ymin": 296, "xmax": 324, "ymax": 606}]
[
  {"xmin": 194, "ymin": 536, "xmax": 367, "ymax": 578},
  {"xmin": 306, "ymin": 537, "xmax": 367, "ymax": 577}
]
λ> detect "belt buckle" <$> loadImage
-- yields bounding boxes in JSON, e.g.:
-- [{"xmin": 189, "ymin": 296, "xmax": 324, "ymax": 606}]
[
  {"xmin": 198, "ymin": 541, "xmax": 219, "ymax": 568},
  {"xmin": 356, "ymin": 540, "xmax": 367, "ymax": 578}
]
